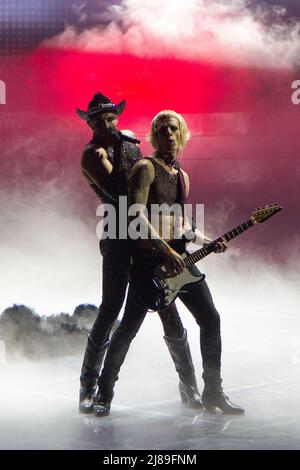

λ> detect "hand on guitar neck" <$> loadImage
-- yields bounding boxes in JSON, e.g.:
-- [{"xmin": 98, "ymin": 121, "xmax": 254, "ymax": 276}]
[
  {"xmin": 191, "ymin": 227, "xmax": 228, "ymax": 254},
  {"xmin": 162, "ymin": 235, "xmax": 228, "ymax": 278},
  {"xmin": 203, "ymin": 236, "xmax": 229, "ymax": 254}
]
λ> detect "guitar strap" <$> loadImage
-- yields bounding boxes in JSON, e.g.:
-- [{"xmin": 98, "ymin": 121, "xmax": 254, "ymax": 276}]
[
  {"xmin": 178, "ymin": 168, "xmax": 197, "ymax": 239},
  {"xmin": 178, "ymin": 168, "xmax": 188, "ymax": 204}
]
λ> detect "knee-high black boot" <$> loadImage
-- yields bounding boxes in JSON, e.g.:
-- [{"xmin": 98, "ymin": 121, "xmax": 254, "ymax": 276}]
[
  {"xmin": 202, "ymin": 368, "xmax": 245, "ymax": 415},
  {"xmin": 93, "ymin": 331, "xmax": 133, "ymax": 417},
  {"xmin": 79, "ymin": 335, "xmax": 110, "ymax": 414},
  {"xmin": 92, "ymin": 375, "xmax": 116, "ymax": 418},
  {"xmin": 164, "ymin": 329, "xmax": 202, "ymax": 409}
]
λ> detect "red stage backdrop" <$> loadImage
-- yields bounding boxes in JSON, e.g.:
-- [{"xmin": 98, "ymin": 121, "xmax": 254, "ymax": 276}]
[{"xmin": 0, "ymin": 0, "xmax": 299, "ymax": 313}]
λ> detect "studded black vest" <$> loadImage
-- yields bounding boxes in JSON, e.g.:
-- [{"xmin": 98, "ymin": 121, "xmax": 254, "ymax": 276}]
[
  {"xmin": 86, "ymin": 137, "xmax": 142, "ymax": 205},
  {"xmin": 145, "ymin": 157, "xmax": 184, "ymax": 210}
]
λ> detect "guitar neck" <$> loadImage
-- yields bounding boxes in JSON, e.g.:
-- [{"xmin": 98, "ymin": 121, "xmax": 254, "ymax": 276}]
[{"xmin": 185, "ymin": 218, "xmax": 254, "ymax": 268}]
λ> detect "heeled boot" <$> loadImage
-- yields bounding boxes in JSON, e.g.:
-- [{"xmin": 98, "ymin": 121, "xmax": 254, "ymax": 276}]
[
  {"xmin": 92, "ymin": 333, "xmax": 132, "ymax": 418},
  {"xmin": 164, "ymin": 329, "xmax": 202, "ymax": 409},
  {"xmin": 93, "ymin": 382, "xmax": 114, "ymax": 418},
  {"xmin": 79, "ymin": 335, "xmax": 110, "ymax": 414},
  {"xmin": 202, "ymin": 371, "xmax": 245, "ymax": 415}
]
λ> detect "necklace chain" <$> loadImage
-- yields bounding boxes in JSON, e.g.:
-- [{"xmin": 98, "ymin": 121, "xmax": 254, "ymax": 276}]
[{"xmin": 156, "ymin": 152, "xmax": 179, "ymax": 169}]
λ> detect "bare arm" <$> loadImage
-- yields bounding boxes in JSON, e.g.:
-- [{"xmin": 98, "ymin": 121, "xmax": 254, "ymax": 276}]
[
  {"xmin": 81, "ymin": 146, "xmax": 113, "ymax": 191},
  {"xmin": 129, "ymin": 160, "xmax": 167, "ymax": 251},
  {"xmin": 129, "ymin": 160, "xmax": 185, "ymax": 273}
]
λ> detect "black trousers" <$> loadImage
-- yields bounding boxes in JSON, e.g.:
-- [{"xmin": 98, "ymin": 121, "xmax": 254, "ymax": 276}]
[
  {"xmin": 99, "ymin": 262, "xmax": 222, "ymax": 389},
  {"xmin": 90, "ymin": 239, "xmax": 185, "ymax": 346}
]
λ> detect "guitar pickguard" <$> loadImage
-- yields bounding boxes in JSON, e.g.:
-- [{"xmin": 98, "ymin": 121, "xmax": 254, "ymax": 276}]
[{"xmin": 161, "ymin": 266, "xmax": 205, "ymax": 308}]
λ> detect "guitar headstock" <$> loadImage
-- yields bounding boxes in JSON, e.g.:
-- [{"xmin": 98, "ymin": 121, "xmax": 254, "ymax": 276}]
[{"xmin": 251, "ymin": 204, "xmax": 282, "ymax": 224}]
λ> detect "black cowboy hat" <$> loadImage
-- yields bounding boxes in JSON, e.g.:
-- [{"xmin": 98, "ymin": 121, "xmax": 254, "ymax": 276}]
[{"xmin": 76, "ymin": 92, "xmax": 126, "ymax": 120}]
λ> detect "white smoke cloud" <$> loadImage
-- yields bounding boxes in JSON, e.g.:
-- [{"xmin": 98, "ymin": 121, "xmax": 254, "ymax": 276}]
[
  {"xmin": 44, "ymin": 0, "xmax": 300, "ymax": 68},
  {"xmin": 1, "ymin": 258, "xmax": 299, "ymax": 449},
  {"xmin": 0, "ymin": 184, "xmax": 101, "ymax": 316}
]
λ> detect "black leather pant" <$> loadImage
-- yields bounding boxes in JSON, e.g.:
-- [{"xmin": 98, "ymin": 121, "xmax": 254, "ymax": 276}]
[
  {"xmin": 90, "ymin": 239, "xmax": 185, "ymax": 347},
  {"xmin": 99, "ymin": 263, "xmax": 222, "ymax": 392},
  {"xmin": 89, "ymin": 239, "xmax": 131, "ymax": 346}
]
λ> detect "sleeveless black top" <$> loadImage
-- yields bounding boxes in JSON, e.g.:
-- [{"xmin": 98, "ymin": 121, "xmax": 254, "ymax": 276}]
[
  {"xmin": 135, "ymin": 157, "xmax": 187, "ymax": 255},
  {"xmin": 145, "ymin": 157, "xmax": 184, "ymax": 210},
  {"xmin": 86, "ymin": 137, "xmax": 142, "ymax": 205}
]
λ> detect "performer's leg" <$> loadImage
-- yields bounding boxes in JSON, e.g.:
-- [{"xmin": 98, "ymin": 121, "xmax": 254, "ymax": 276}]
[
  {"xmin": 158, "ymin": 305, "xmax": 202, "ymax": 409},
  {"xmin": 90, "ymin": 240, "xmax": 131, "ymax": 345},
  {"xmin": 79, "ymin": 240, "xmax": 131, "ymax": 413},
  {"xmin": 79, "ymin": 335, "xmax": 110, "ymax": 413},
  {"xmin": 93, "ymin": 287, "xmax": 148, "ymax": 417},
  {"xmin": 179, "ymin": 273, "xmax": 244, "ymax": 414}
]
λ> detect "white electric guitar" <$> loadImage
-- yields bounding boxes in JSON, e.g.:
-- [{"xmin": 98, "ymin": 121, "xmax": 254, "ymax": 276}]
[{"xmin": 130, "ymin": 204, "xmax": 282, "ymax": 311}]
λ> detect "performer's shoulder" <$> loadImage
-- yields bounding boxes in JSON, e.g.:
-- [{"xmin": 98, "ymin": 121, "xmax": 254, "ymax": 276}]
[
  {"xmin": 83, "ymin": 141, "xmax": 97, "ymax": 155},
  {"xmin": 120, "ymin": 129, "xmax": 137, "ymax": 140},
  {"xmin": 131, "ymin": 156, "xmax": 155, "ymax": 180},
  {"xmin": 134, "ymin": 155, "xmax": 154, "ymax": 168},
  {"xmin": 121, "ymin": 134, "xmax": 143, "ymax": 160},
  {"xmin": 81, "ymin": 143, "xmax": 98, "ymax": 169}
]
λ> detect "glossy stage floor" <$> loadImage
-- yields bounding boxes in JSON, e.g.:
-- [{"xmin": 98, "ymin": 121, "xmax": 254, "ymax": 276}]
[{"xmin": 0, "ymin": 264, "xmax": 299, "ymax": 450}]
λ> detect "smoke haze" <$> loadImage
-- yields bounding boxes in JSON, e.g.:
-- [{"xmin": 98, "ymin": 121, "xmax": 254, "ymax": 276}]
[{"xmin": 46, "ymin": 0, "xmax": 300, "ymax": 68}]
